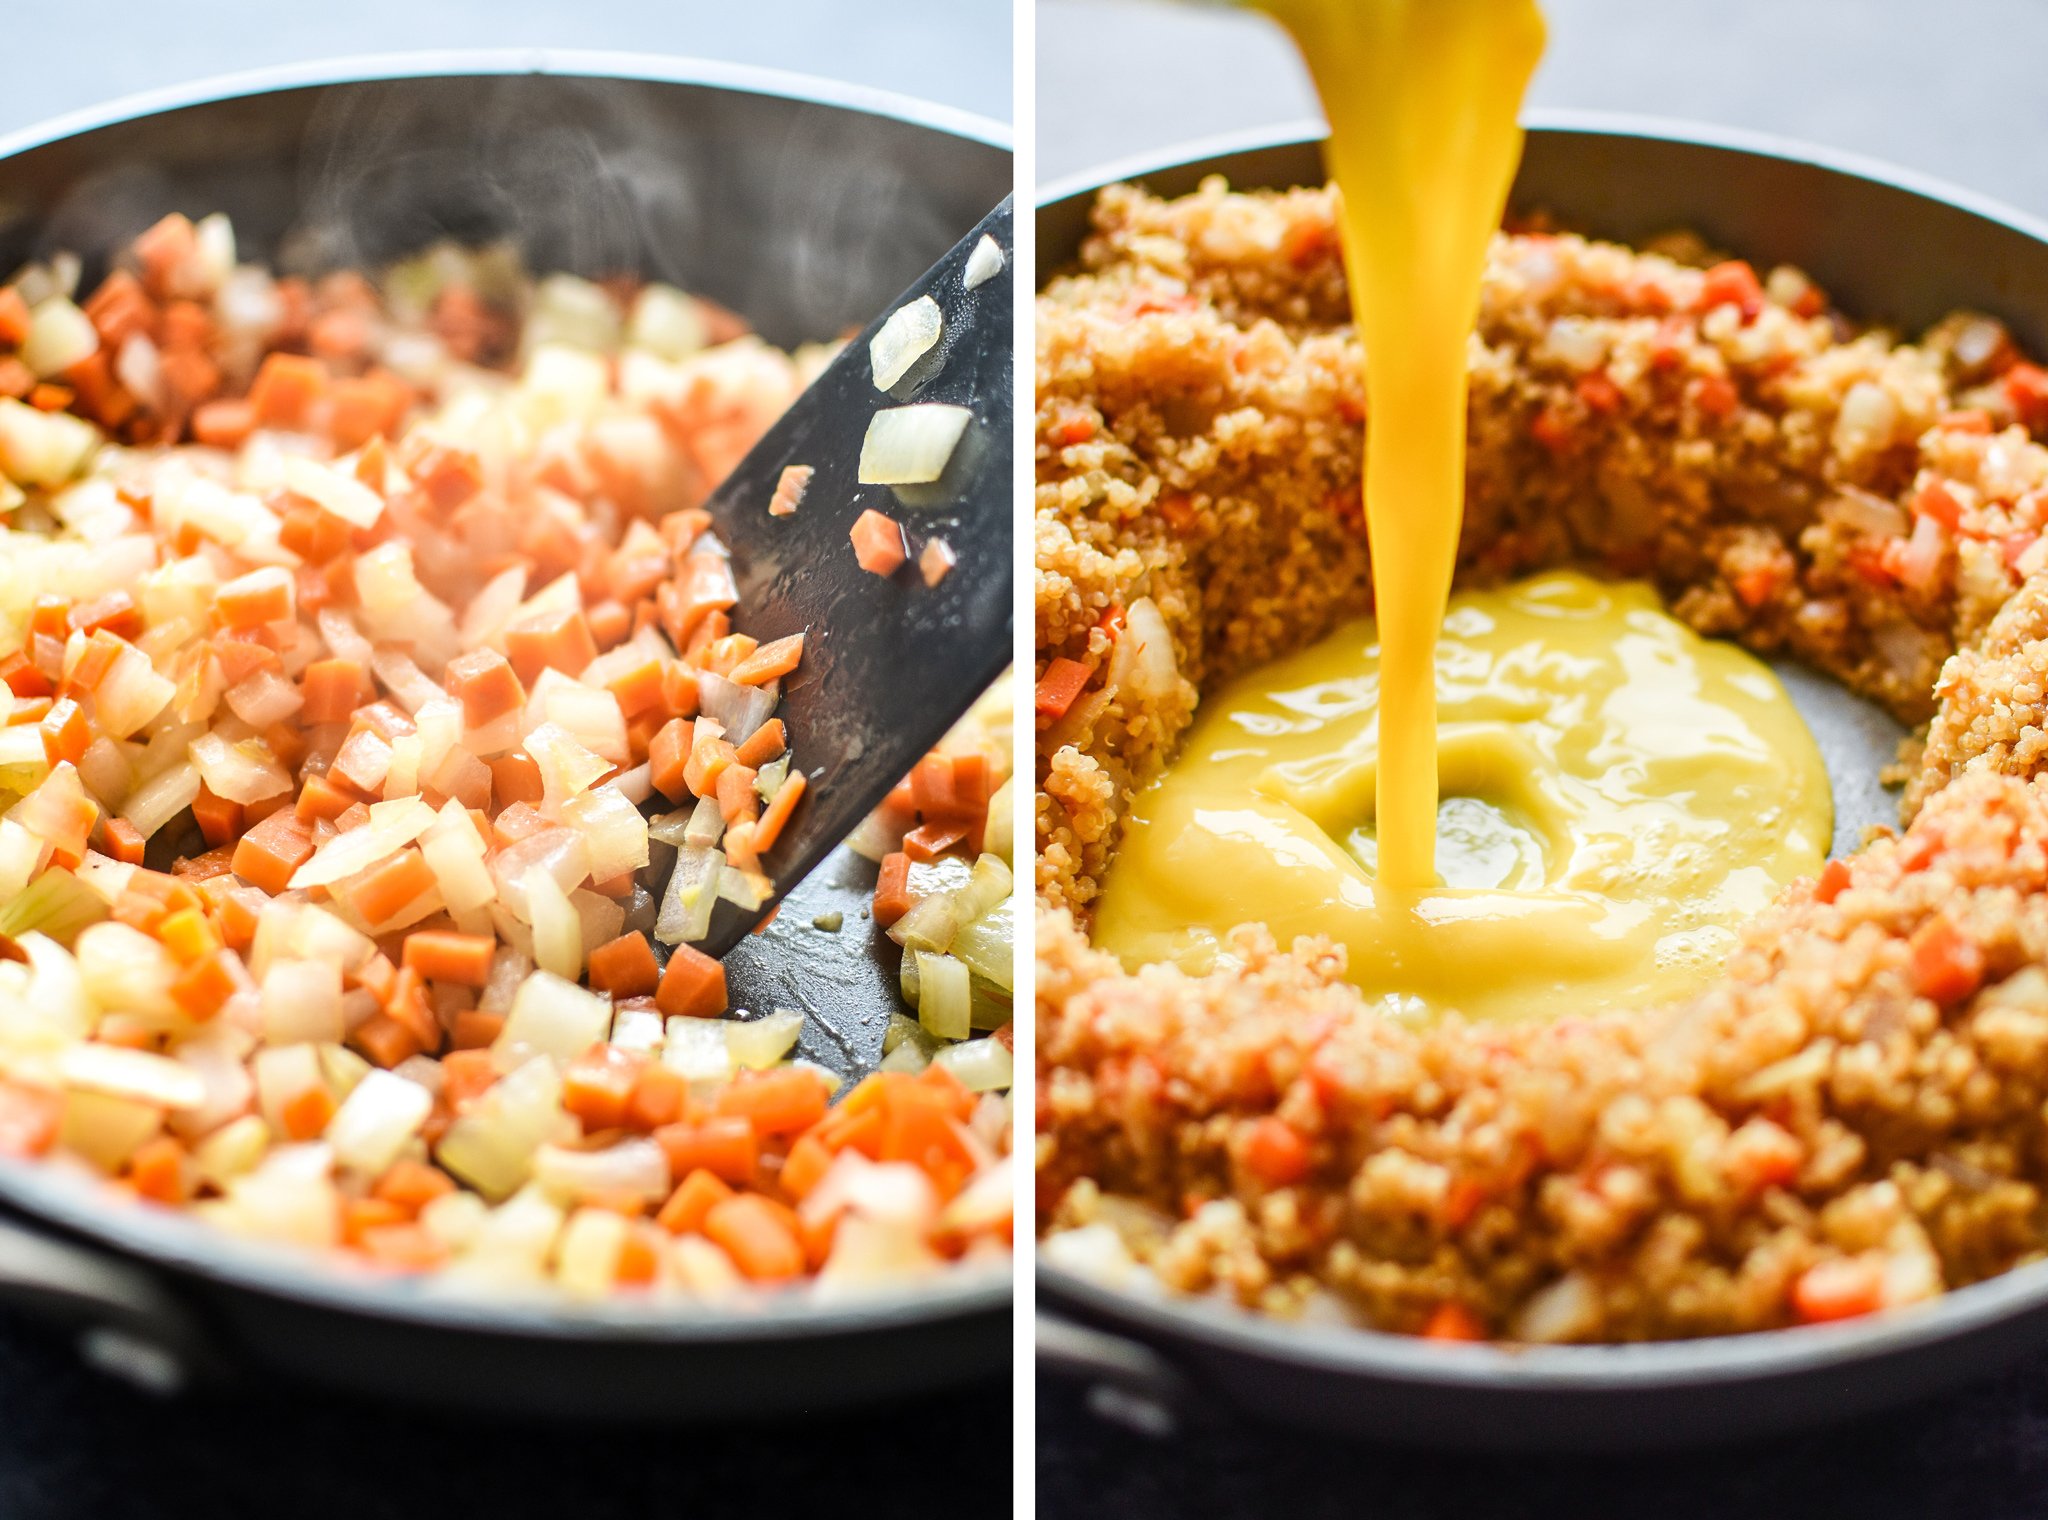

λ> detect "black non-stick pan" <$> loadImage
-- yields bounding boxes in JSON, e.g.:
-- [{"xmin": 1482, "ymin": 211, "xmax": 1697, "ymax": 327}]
[
  {"xmin": 1036, "ymin": 114, "xmax": 2048, "ymax": 1453},
  {"xmin": 0, "ymin": 51, "xmax": 1012, "ymax": 1420}
]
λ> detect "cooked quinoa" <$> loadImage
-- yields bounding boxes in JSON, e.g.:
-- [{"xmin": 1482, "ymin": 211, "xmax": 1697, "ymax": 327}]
[{"xmin": 1036, "ymin": 176, "xmax": 2048, "ymax": 1342}]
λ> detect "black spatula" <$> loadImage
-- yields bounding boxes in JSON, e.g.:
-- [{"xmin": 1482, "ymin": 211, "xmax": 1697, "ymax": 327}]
[{"xmin": 683, "ymin": 197, "xmax": 1012, "ymax": 996}]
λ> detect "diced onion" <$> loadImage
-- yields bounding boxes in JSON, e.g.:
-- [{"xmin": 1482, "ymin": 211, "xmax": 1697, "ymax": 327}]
[
  {"xmin": 22, "ymin": 298, "xmax": 98, "ymax": 378},
  {"xmin": 291, "ymin": 796, "xmax": 436, "ymax": 889},
  {"xmin": 726, "ymin": 1008, "xmax": 804, "ymax": 1070},
  {"xmin": 858, "ymin": 403, "xmax": 972, "ymax": 486},
  {"xmin": 496, "ymin": 969, "xmax": 610, "ymax": 1065},
  {"xmin": 58, "ymin": 1042, "xmax": 206, "ymax": 1110},
  {"xmin": 914, "ymin": 950, "xmax": 972, "ymax": 1040},
  {"xmin": 963, "ymin": 234, "xmax": 1005, "ymax": 290},
  {"xmin": 189, "ymin": 730, "xmax": 292, "ymax": 805},
  {"xmin": 282, "ymin": 453, "xmax": 383, "ymax": 529},
  {"xmin": 930, "ymin": 1036, "xmax": 1012, "ymax": 1093},
  {"xmin": 325, "ymin": 1068, "xmax": 433, "ymax": 1174},
  {"xmin": 661, "ymin": 1016, "xmax": 731, "ymax": 1081},
  {"xmin": 261, "ymin": 957, "xmax": 344, "ymax": 1045},
  {"xmin": 869, "ymin": 295, "xmax": 942, "ymax": 390},
  {"xmin": 654, "ymin": 845, "xmax": 723, "ymax": 945}
]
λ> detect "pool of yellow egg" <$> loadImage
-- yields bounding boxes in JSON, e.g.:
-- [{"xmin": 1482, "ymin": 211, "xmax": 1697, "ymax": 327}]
[{"xmin": 1092, "ymin": 571, "xmax": 1833, "ymax": 1023}]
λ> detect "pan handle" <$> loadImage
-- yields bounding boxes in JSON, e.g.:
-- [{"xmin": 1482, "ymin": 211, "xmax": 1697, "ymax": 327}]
[
  {"xmin": 1036, "ymin": 1309, "xmax": 1216, "ymax": 1437},
  {"xmin": 0, "ymin": 1208, "xmax": 223, "ymax": 1394}
]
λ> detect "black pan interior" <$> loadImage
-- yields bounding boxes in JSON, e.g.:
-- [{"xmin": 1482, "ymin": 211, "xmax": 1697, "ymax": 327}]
[{"xmin": 1035, "ymin": 120, "xmax": 2048, "ymax": 1451}]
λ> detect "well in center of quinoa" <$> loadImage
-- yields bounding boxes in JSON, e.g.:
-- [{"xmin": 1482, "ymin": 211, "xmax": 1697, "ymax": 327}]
[{"xmin": 1090, "ymin": 569, "xmax": 1834, "ymax": 1024}]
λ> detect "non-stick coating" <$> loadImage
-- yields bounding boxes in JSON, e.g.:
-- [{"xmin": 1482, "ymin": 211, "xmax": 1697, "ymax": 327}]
[
  {"xmin": 1036, "ymin": 117, "xmax": 2048, "ymax": 1452},
  {"xmin": 0, "ymin": 54, "xmax": 1010, "ymax": 1419}
]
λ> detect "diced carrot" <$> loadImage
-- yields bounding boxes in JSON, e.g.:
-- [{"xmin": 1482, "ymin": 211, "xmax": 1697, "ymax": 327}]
[
  {"xmin": 656, "ymin": 942, "xmax": 728, "ymax": 1019},
  {"xmin": 728, "ymin": 633, "xmax": 804, "ymax": 686},
  {"xmin": 0, "ymin": 358, "xmax": 31, "ymax": 400},
  {"xmin": 1035, "ymin": 657, "xmax": 1092, "ymax": 722},
  {"xmin": 1792, "ymin": 1256, "xmax": 1885, "ymax": 1324},
  {"xmin": 918, "ymin": 537, "xmax": 956, "ymax": 587},
  {"xmin": 704, "ymin": 1194, "xmax": 804, "ymax": 1280},
  {"xmin": 604, "ymin": 656, "xmax": 666, "ymax": 720},
  {"xmin": 716, "ymin": 762, "xmax": 760, "ymax": 825},
  {"xmin": 903, "ymin": 819, "xmax": 969, "ymax": 863},
  {"xmin": 682, "ymin": 734, "xmax": 736, "ymax": 801},
  {"xmin": 779, "ymin": 1133, "xmax": 834, "ymax": 1200},
  {"xmin": 624, "ymin": 1063, "xmax": 687, "ymax": 1132},
  {"xmin": 230, "ymin": 807, "xmax": 314, "ymax": 895},
  {"xmin": 28, "ymin": 383, "xmax": 73, "ymax": 413},
  {"xmin": 873, "ymin": 851, "xmax": 915, "ymax": 928},
  {"xmin": 714, "ymin": 1067, "xmax": 830, "ymax": 1136},
  {"xmin": 648, "ymin": 718, "xmax": 693, "ymax": 802},
  {"xmin": 300, "ymin": 658, "xmax": 372, "ymax": 724},
  {"xmin": 487, "ymin": 751, "xmax": 545, "ymax": 807},
  {"xmin": 504, "ymin": 607, "xmax": 598, "ymax": 684},
  {"xmin": 67, "ymin": 590, "xmax": 142, "ymax": 640},
  {"xmin": 588, "ymin": 931, "xmax": 660, "ymax": 999},
  {"xmin": 373, "ymin": 1158, "xmax": 456, "ymax": 1214},
  {"xmin": 1243, "ymin": 1116, "xmax": 1312, "ymax": 1186},
  {"xmin": 294, "ymin": 773, "xmax": 356, "ymax": 824},
  {"xmin": 563, "ymin": 1044, "xmax": 645, "ymax": 1133},
  {"xmin": 280, "ymin": 1083, "xmax": 338, "ymax": 1142},
  {"xmin": 2007, "ymin": 362, "xmax": 2048, "ymax": 429},
  {"xmin": 38, "ymin": 696, "xmax": 89, "ymax": 767},
  {"xmin": 191, "ymin": 783, "xmax": 244, "ymax": 849},
  {"xmin": 129, "ymin": 1136, "xmax": 195, "ymax": 1205},
  {"xmin": 660, "ymin": 663, "xmax": 701, "ymax": 719},
  {"xmin": 155, "ymin": 907, "xmax": 219, "ymax": 966},
  {"xmin": 656, "ymin": 1168, "xmax": 735, "ymax": 1235},
  {"xmin": 0, "ymin": 1082, "xmax": 62, "ymax": 1157},
  {"xmin": 1692, "ymin": 374, "xmax": 1740, "ymax": 418},
  {"xmin": 733, "ymin": 719, "xmax": 786, "ymax": 769},
  {"xmin": 435, "ymin": 1049, "xmax": 496, "ymax": 1114},
  {"xmin": 327, "ymin": 370, "xmax": 414, "ymax": 451},
  {"xmin": 400, "ymin": 930, "xmax": 495, "ymax": 988},
  {"xmin": 0, "ymin": 288, "xmax": 29, "ymax": 349},
  {"xmin": 102, "ymin": 816, "xmax": 147, "ymax": 866},
  {"xmin": 449, "ymin": 1008, "xmax": 505, "ymax": 1051},
  {"xmin": 613, "ymin": 1223, "xmax": 663, "ymax": 1287},
  {"xmin": 1420, "ymin": 1302, "xmax": 1487, "ymax": 1342},
  {"xmin": 655, "ymin": 1116, "xmax": 758, "ymax": 1186},
  {"xmin": 352, "ymin": 1013, "xmax": 423, "ymax": 1070},
  {"xmin": 1910, "ymin": 916, "xmax": 1983, "ymax": 1003},
  {"xmin": 359, "ymin": 1223, "xmax": 450, "ymax": 1273},
  {"xmin": 850, "ymin": 509, "xmax": 906, "ymax": 576},
  {"xmin": 247, "ymin": 352, "xmax": 330, "ymax": 428},
  {"xmin": 341, "ymin": 1196, "xmax": 410, "ymax": 1248},
  {"xmin": 751, "ymin": 770, "xmax": 806, "ymax": 855},
  {"xmin": 1815, "ymin": 858, "xmax": 1852, "ymax": 905},
  {"xmin": 134, "ymin": 214, "xmax": 196, "ymax": 294},
  {"xmin": 216, "ymin": 565, "xmax": 295, "ymax": 630},
  {"xmin": 1700, "ymin": 259, "xmax": 1764, "ymax": 316},
  {"xmin": 348, "ymin": 847, "xmax": 434, "ymax": 926}
]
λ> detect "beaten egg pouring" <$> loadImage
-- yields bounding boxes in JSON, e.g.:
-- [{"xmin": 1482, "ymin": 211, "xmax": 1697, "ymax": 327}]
[
  {"xmin": 1093, "ymin": 572, "xmax": 1833, "ymax": 1023},
  {"xmin": 1085, "ymin": 0, "xmax": 1835, "ymax": 1026}
]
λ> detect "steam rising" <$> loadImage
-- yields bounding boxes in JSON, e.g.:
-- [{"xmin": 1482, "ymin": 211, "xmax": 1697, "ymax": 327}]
[{"xmin": 6, "ymin": 71, "xmax": 999, "ymax": 348}]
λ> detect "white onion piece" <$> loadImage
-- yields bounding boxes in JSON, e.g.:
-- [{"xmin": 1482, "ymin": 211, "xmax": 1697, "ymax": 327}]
[
  {"xmin": 22, "ymin": 297, "xmax": 98, "ymax": 378},
  {"xmin": 0, "ymin": 399, "xmax": 97, "ymax": 486},
  {"xmin": 326, "ymin": 1068, "xmax": 433, "ymax": 1174},
  {"xmin": 119, "ymin": 760, "xmax": 201, "ymax": 838},
  {"xmin": 931, "ymin": 1036, "xmax": 1012, "ymax": 1092},
  {"xmin": 282, "ymin": 453, "xmax": 383, "ymax": 529},
  {"xmin": 654, "ymin": 845, "xmax": 723, "ymax": 945},
  {"xmin": 726, "ymin": 1009, "xmax": 804, "ymax": 1070},
  {"xmin": 963, "ymin": 235, "xmax": 1005, "ymax": 290},
  {"xmin": 534, "ymin": 1138, "xmax": 669, "ymax": 1205},
  {"xmin": 261, "ymin": 958, "xmax": 344, "ymax": 1045},
  {"xmin": 696, "ymin": 671, "xmax": 775, "ymax": 744},
  {"xmin": 290, "ymin": 797, "xmax": 435, "ymax": 889},
  {"xmin": 858, "ymin": 404, "xmax": 972, "ymax": 486},
  {"xmin": 869, "ymin": 295, "xmax": 941, "ymax": 390},
  {"xmin": 660, "ymin": 1017, "xmax": 731, "ymax": 1081},
  {"xmin": 58, "ymin": 1042, "xmax": 206, "ymax": 1110},
  {"xmin": 496, "ymin": 970, "xmax": 610, "ymax": 1065}
]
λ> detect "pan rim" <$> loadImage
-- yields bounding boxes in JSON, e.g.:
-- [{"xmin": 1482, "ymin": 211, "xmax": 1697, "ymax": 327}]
[
  {"xmin": 0, "ymin": 47, "xmax": 1013, "ymax": 164},
  {"xmin": 1034, "ymin": 116, "xmax": 2048, "ymax": 1391},
  {"xmin": 0, "ymin": 55, "xmax": 1011, "ymax": 1345}
]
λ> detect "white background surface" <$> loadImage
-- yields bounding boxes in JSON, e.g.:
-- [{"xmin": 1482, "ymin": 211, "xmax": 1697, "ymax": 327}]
[
  {"xmin": 1039, "ymin": 0, "xmax": 2048, "ymax": 216},
  {"xmin": 1, "ymin": 0, "xmax": 1013, "ymax": 131}
]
